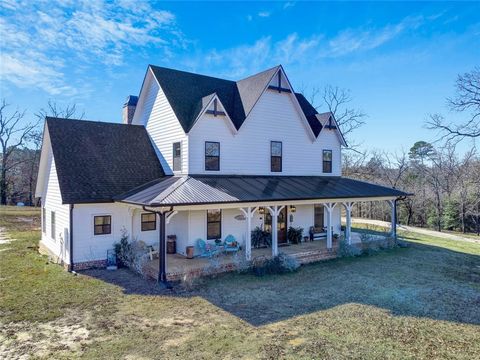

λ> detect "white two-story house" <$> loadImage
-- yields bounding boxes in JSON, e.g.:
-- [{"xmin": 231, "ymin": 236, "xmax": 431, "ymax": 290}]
[{"xmin": 36, "ymin": 65, "xmax": 408, "ymax": 281}]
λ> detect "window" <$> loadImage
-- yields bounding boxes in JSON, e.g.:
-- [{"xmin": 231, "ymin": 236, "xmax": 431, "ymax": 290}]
[
  {"xmin": 207, "ymin": 209, "xmax": 221, "ymax": 240},
  {"xmin": 271, "ymin": 141, "xmax": 282, "ymax": 172},
  {"xmin": 205, "ymin": 142, "xmax": 220, "ymax": 171},
  {"xmin": 314, "ymin": 205, "xmax": 325, "ymax": 233},
  {"xmin": 42, "ymin": 207, "xmax": 46, "ymax": 233},
  {"xmin": 173, "ymin": 142, "xmax": 181, "ymax": 171},
  {"xmin": 141, "ymin": 213, "xmax": 156, "ymax": 231},
  {"xmin": 323, "ymin": 150, "xmax": 332, "ymax": 173},
  {"xmin": 51, "ymin": 211, "xmax": 56, "ymax": 240},
  {"xmin": 94, "ymin": 215, "xmax": 111, "ymax": 235}
]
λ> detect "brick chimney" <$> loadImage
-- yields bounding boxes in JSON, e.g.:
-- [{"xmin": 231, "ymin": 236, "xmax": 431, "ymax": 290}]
[{"xmin": 122, "ymin": 95, "xmax": 138, "ymax": 124}]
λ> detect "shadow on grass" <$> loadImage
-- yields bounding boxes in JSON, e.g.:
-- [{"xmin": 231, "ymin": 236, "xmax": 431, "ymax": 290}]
[{"xmin": 82, "ymin": 240, "xmax": 480, "ymax": 327}]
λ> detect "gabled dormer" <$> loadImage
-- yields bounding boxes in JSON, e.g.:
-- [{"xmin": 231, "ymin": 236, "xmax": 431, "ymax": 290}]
[
  {"xmin": 267, "ymin": 68, "xmax": 291, "ymax": 93},
  {"xmin": 131, "ymin": 64, "xmax": 347, "ymax": 176}
]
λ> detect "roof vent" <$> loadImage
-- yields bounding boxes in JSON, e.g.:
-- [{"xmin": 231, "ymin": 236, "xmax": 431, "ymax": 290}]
[{"xmin": 123, "ymin": 95, "xmax": 138, "ymax": 124}]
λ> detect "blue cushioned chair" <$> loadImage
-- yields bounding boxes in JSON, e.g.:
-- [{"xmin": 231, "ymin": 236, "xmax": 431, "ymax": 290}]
[{"xmin": 223, "ymin": 234, "xmax": 240, "ymax": 253}]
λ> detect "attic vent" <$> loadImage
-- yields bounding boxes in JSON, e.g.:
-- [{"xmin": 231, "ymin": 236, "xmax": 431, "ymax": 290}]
[
  {"xmin": 267, "ymin": 71, "xmax": 292, "ymax": 93},
  {"xmin": 206, "ymin": 98, "xmax": 226, "ymax": 117},
  {"xmin": 325, "ymin": 116, "xmax": 337, "ymax": 130}
]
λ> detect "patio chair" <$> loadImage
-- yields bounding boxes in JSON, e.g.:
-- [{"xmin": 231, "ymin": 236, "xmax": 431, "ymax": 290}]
[
  {"xmin": 196, "ymin": 238, "xmax": 219, "ymax": 258},
  {"xmin": 147, "ymin": 245, "xmax": 159, "ymax": 260},
  {"xmin": 223, "ymin": 234, "xmax": 240, "ymax": 253}
]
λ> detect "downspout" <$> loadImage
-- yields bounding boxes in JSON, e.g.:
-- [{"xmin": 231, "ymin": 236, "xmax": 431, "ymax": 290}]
[
  {"xmin": 142, "ymin": 205, "xmax": 174, "ymax": 288},
  {"xmin": 69, "ymin": 204, "xmax": 74, "ymax": 272}
]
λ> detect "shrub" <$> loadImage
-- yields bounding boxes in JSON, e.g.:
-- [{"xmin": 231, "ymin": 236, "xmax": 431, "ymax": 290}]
[
  {"xmin": 232, "ymin": 250, "xmax": 251, "ymax": 274},
  {"xmin": 114, "ymin": 228, "xmax": 132, "ymax": 267},
  {"xmin": 251, "ymin": 253, "xmax": 299, "ymax": 276},
  {"xmin": 113, "ymin": 227, "xmax": 149, "ymax": 275},
  {"xmin": 287, "ymin": 226, "xmax": 303, "ymax": 244},
  {"xmin": 338, "ymin": 239, "xmax": 362, "ymax": 257}
]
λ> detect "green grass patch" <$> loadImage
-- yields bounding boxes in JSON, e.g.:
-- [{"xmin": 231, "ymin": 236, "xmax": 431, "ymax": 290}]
[{"xmin": 1, "ymin": 207, "xmax": 479, "ymax": 359}]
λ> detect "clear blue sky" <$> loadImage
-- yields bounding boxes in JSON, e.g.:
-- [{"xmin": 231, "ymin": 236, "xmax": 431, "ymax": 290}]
[{"xmin": 1, "ymin": 1, "xmax": 479, "ymax": 153}]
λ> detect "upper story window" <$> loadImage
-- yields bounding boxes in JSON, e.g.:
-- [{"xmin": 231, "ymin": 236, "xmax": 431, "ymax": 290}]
[
  {"xmin": 271, "ymin": 141, "xmax": 282, "ymax": 172},
  {"xmin": 173, "ymin": 142, "xmax": 181, "ymax": 171},
  {"xmin": 207, "ymin": 209, "xmax": 221, "ymax": 240},
  {"xmin": 141, "ymin": 213, "xmax": 156, "ymax": 231},
  {"xmin": 323, "ymin": 150, "xmax": 332, "ymax": 173},
  {"xmin": 94, "ymin": 215, "xmax": 111, "ymax": 235},
  {"xmin": 205, "ymin": 141, "xmax": 220, "ymax": 171},
  {"xmin": 51, "ymin": 211, "xmax": 55, "ymax": 240}
]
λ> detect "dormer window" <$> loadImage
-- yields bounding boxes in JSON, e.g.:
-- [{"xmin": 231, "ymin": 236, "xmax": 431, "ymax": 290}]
[
  {"xmin": 205, "ymin": 141, "xmax": 220, "ymax": 171},
  {"xmin": 173, "ymin": 142, "xmax": 181, "ymax": 171},
  {"xmin": 271, "ymin": 141, "xmax": 282, "ymax": 172}
]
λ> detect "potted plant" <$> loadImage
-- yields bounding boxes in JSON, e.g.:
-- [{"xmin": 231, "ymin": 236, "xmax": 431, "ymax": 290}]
[{"xmin": 287, "ymin": 226, "xmax": 304, "ymax": 244}]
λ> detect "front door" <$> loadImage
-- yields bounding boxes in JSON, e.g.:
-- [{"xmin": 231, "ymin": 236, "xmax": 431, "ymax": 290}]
[{"xmin": 264, "ymin": 207, "xmax": 288, "ymax": 245}]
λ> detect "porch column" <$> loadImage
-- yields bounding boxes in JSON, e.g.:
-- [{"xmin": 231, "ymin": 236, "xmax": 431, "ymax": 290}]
[
  {"xmin": 240, "ymin": 207, "xmax": 258, "ymax": 261},
  {"xmin": 388, "ymin": 199, "xmax": 397, "ymax": 239},
  {"xmin": 267, "ymin": 206, "xmax": 284, "ymax": 257},
  {"xmin": 158, "ymin": 212, "xmax": 167, "ymax": 283},
  {"xmin": 324, "ymin": 203, "xmax": 336, "ymax": 249},
  {"xmin": 343, "ymin": 202, "xmax": 355, "ymax": 245}
]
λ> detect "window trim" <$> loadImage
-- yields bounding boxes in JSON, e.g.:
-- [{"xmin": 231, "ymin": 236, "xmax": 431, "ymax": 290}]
[
  {"xmin": 51, "ymin": 211, "xmax": 56, "ymax": 240},
  {"xmin": 141, "ymin": 213, "xmax": 157, "ymax": 232},
  {"xmin": 271, "ymin": 141, "xmax": 283, "ymax": 172},
  {"xmin": 205, "ymin": 141, "xmax": 220, "ymax": 171},
  {"xmin": 172, "ymin": 142, "xmax": 182, "ymax": 172},
  {"xmin": 206, "ymin": 209, "xmax": 222, "ymax": 240},
  {"xmin": 93, "ymin": 215, "xmax": 112, "ymax": 236},
  {"xmin": 323, "ymin": 149, "xmax": 333, "ymax": 173}
]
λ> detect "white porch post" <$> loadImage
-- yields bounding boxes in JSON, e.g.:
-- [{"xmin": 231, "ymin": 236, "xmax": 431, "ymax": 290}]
[
  {"xmin": 388, "ymin": 199, "xmax": 397, "ymax": 238},
  {"xmin": 240, "ymin": 207, "xmax": 257, "ymax": 261},
  {"xmin": 343, "ymin": 202, "xmax": 355, "ymax": 245},
  {"xmin": 267, "ymin": 205, "xmax": 284, "ymax": 257},
  {"xmin": 324, "ymin": 203, "xmax": 336, "ymax": 249}
]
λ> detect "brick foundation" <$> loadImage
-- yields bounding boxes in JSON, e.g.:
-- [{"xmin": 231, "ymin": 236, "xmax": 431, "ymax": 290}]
[
  {"xmin": 143, "ymin": 246, "xmax": 343, "ymax": 282},
  {"xmin": 72, "ymin": 259, "xmax": 107, "ymax": 271},
  {"xmin": 38, "ymin": 241, "xmax": 70, "ymax": 270},
  {"xmin": 39, "ymin": 241, "xmax": 108, "ymax": 271}
]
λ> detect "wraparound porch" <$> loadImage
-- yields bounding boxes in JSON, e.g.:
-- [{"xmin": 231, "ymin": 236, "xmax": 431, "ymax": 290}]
[{"xmin": 143, "ymin": 231, "xmax": 391, "ymax": 281}]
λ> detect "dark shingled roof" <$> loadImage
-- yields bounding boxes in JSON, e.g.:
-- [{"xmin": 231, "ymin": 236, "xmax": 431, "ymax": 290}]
[
  {"xmin": 295, "ymin": 93, "xmax": 323, "ymax": 137},
  {"xmin": 118, "ymin": 175, "xmax": 410, "ymax": 207},
  {"xmin": 46, "ymin": 117, "xmax": 165, "ymax": 204},
  {"xmin": 149, "ymin": 65, "xmax": 329, "ymax": 138}
]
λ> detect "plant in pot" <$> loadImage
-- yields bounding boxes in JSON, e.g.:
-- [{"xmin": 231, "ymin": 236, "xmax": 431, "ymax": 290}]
[
  {"xmin": 251, "ymin": 227, "xmax": 271, "ymax": 248},
  {"xmin": 287, "ymin": 226, "xmax": 304, "ymax": 244}
]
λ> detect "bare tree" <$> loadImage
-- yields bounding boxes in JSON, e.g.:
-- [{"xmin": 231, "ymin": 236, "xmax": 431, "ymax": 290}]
[
  {"xmin": 36, "ymin": 100, "xmax": 84, "ymax": 120},
  {"xmin": 300, "ymin": 84, "xmax": 366, "ymax": 150},
  {"xmin": 0, "ymin": 100, "xmax": 38, "ymax": 205},
  {"xmin": 427, "ymin": 67, "xmax": 480, "ymax": 143}
]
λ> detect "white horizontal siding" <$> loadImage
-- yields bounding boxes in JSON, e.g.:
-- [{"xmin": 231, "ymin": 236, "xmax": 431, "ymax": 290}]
[
  {"xmin": 41, "ymin": 151, "xmax": 70, "ymax": 264},
  {"xmin": 133, "ymin": 72, "xmax": 188, "ymax": 175},
  {"xmin": 167, "ymin": 211, "xmax": 189, "ymax": 255},
  {"xmin": 72, "ymin": 203, "xmax": 130, "ymax": 263},
  {"xmin": 188, "ymin": 90, "xmax": 342, "ymax": 175}
]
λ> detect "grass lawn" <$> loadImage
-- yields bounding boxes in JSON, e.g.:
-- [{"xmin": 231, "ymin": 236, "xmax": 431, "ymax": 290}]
[{"xmin": 1, "ymin": 206, "xmax": 479, "ymax": 359}]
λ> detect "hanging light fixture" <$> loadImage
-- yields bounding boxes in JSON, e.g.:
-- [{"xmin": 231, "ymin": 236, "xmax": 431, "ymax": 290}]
[
  {"xmin": 290, "ymin": 205, "xmax": 296, "ymax": 213},
  {"xmin": 258, "ymin": 207, "xmax": 265, "ymax": 215}
]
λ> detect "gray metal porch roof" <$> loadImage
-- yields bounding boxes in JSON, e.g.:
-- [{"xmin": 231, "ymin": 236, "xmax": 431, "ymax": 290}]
[{"xmin": 116, "ymin": 175, "xmax": 410, "ymax": 207}]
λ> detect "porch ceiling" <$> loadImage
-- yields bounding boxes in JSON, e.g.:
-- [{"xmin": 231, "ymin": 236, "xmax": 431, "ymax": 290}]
[{"xmin": 116, "ymin": 175, "xmax": 411, "ymax": 207}]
